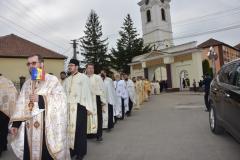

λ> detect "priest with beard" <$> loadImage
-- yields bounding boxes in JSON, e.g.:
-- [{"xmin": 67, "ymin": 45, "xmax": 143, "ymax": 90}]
[
  {"xmin": 63, "ymin": 59, "xmax": 93, "ymax": 160},
  {"xmin": 10, "ymin": 54, "xmax": 70, "ymax": 160}
]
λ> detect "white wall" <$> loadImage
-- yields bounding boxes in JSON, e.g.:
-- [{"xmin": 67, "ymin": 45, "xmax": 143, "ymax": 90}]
[
  {"xmin": 140, "ymin": 0, "xmax": 173, "ymax": 48},
  {"xmin": 143, "ymin": 65, "xmax": 167, "ymax": 81},
  {"xmin": 171, "ymin": 52, "xmax": 203, "ymax": 88},
  {"xmin": 131, "ymin": 67, "xmax": 144, "ymax": 78}
]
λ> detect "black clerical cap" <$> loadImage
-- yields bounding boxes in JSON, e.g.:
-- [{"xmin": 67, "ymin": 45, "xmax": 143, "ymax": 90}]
[{"xmin": 69, "ymin": 59, "xmax": 79, "ymax": 66}]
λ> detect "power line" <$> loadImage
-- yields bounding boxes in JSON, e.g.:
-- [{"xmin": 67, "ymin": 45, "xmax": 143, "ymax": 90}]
[
  {"xmin": 175, "ymin": 24, "xmax": 240, "ymax": 40},
  {"xmin": 1, "ymin": 0, "xmax": 69, "ymax": 44},
  {"xmin": 0, "ymin": 1, "xmax": 52, "ymax": 37},
  {"xmin": 144, "ymin": 23, "xmax": 240, "ymax": 46},
  {"xmin": 14, "ymin": 0, "xmax": 70, "ymax": 42},
  {"xmin": 62, "ymin": 46, "xmax": 72, "ymax": 55},
  {"xmin": 173, "ymin": 6, "xmax": 240, "ymax": 25},
  {"xmin": 0, "ymin": 15, "xmax": 67, "ymax": 51},
  {"xmin": 175, "ymin": 19, "xmax": 240, "ymax": 38},
  {"xmin": 0, "ymin": 18, "xmax": 28, "ymax": 38},
  {"xmin": 98, "ymin": 8, "xmax": 240, "ymax": 47},
  {"xmin": 0, "ymin": 17, "xmax": 69, "ymax": 55},
  {"xmin": 2, "ymin": 0, "xmax": 239, "ymax": 53},
  {"xmin": 174, "ymin": 11, "xmax": 240, "ymax": 28}
]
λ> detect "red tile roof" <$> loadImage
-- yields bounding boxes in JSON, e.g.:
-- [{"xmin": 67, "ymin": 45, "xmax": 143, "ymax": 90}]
[
  {"xmin": 198, "ymin": 38, "xmax": 224, "ymax": 48},
  {"xmin": 0, "ymin": 34, "xmax": 66, "ymax": 59},
  {"xmin": 198, "ymin": 38, "xmax": 240, "ymax": 51}
]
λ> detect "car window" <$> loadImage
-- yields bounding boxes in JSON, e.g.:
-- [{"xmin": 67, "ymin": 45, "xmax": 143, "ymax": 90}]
[
  {"xmin": 233, "ymin": 65, "xmax": 240, "ymax": 87},
  {"xmin": 218, "ymin": 63, "xmax": 236, "ymax": 85}
]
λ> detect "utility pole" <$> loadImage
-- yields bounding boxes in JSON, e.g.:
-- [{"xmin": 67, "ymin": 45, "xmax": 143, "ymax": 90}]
[{"xmin": 71, "ymin": 39, "xmax": 78, "ymax": 59}]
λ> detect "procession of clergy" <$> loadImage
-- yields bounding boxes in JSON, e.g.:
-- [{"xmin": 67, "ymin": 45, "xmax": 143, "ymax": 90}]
[{"xmin": 0, "ymin": 54, "xmax": 160, "ymax": 160}]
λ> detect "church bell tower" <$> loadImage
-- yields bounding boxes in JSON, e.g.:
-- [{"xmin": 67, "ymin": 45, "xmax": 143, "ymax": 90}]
[{"xmin": 138, "ymin": 0, "xmax": 174, "ymax": 49}]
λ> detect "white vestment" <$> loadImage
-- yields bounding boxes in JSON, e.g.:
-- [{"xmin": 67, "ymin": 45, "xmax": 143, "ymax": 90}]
[
  {"xmin": 11, "ymin": 74, "xmax": 70, "ymax": 160},
  {"xmin": 115, "ymin": 80, "xmax": 129, "ymax": 115},
  {"xmin": 102, "ymin": 77, "xmax": 117, "ymax": 128},
  {"xmin": 151, "ymin": 82, "xmax": 155, "ymax": 95},
  {"xmin": 113, "ymin": 80, "xmax": 122, "ymax": 118},
  {"xmin": 126, "ymin": 79, "xmax": 136, "ymax": 104},
  {"xmin": 0, "ymin": 75, "xmax": 18, "ymax": 118},
  {"xmin": 87, "ymin": 74, "xmax": 106, "ymax": 134},
  {"xmin": 155, "ymin": 82, "xmax": 160, "ymax": 95},
  {"xmin": 63, "ymin": 72, "xmax": 93, "ymax": 149}
]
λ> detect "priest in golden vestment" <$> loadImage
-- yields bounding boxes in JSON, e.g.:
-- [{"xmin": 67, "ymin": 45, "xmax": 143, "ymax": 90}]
[
  {"xmin": 133, "ymin": 77, "xmax": 142, "ymax": 110},
  {"xmin": 10, "ymin": 54, "xmax": 70, "ymax": 160},
  {"xmin": 0, "ymin": 75, "xmax": 18, "ymax": 157},
  {"xmin": 63, "ymin": 59, "xmax": 93, "ymax": 160},
  {"xmin": 139, "ymin": 77, "xmax": 144, "ymax": 105},
  {"xmin": 144, "ymin": 79, "xmax": 151, "ymax": 101},
  {"xmin": 139, "ymin": 78, "xmax": 144, "ymax": 105}
]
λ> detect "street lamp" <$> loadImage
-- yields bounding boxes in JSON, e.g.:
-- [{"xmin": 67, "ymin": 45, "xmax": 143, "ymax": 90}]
[{"xmin": 207, "ymin": 46, "xmax": 218, "ymax": 77}]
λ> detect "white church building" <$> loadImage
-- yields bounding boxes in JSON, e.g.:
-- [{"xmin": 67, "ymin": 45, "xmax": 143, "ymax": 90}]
[{"xmin": 129, "ymin": 0, "xmax": 203, "ymax": 90}]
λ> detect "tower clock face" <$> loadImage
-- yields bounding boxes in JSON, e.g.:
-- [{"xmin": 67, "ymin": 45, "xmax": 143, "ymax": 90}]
[{"xmin": 145, "ymin": 0, "xmax": 149, "ymax": 5}]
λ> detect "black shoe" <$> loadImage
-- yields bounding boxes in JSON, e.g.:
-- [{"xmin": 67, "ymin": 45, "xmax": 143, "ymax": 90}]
[
  {"xmin": 114, "ymin": 117, "xmax": 118, "ymax": 123},
  {"xmin": 70, "ymin": 149, "xmax": 76, "ymax": 158},
  {"xmin": 76, "ymin": 156, "xmax": 83, "ymax": 160},
  {"xmin": 96, "ymin": 137, "xmax": 103, "ymax": 142},
  {"xmin": 3, "ymin": 146, "xmax": 7, "ymax": 151}
]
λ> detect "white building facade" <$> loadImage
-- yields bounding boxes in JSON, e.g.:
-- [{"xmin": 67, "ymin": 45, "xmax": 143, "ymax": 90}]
[
  {"xmin": 129, "ymin": 0, "xmax": 204, "ymax": 90},
  {"xmin": 138, "ymin": 0, "xmax": 173, "ymax": 49}
]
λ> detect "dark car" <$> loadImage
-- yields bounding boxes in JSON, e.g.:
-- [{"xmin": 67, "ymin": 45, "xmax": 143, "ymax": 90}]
[{"xmin": 209, "ymin": 59, "xmax": 240, "ymax": 142}]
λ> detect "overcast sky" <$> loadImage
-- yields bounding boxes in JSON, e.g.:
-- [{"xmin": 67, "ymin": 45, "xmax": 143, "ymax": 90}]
[{"xmin": 0, "ymin": 0, "xmax": 240, "ymax": 59}]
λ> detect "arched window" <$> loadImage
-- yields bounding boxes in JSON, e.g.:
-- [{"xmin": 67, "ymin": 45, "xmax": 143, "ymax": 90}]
[
  {"xmin": 161, "ymin": 8, "xmax": 166, "ymax": 21},
  {"xmin": 146, "ymin": 10, "xmax": 151, "ymax": 22}
]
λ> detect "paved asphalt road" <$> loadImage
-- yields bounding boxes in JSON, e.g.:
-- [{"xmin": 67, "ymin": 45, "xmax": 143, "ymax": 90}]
[{"xmin": 2, "ymin": 92, "xmax": 240, "ymax": 160}]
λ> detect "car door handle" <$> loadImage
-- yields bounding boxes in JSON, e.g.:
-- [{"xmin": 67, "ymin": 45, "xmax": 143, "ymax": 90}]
[
  {"xmin": 212, "ymin": 88, "xmax": 218, "ymax": 94},
  {"xmin": 224, "ymin": 93, "xmax": 230, "ymax": 98}
]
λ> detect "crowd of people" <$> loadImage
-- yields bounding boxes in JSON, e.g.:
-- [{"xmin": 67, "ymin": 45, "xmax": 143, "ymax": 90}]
[{"xmin": 0, "ymin": 54, "xmax": 157, "ymax": 160}]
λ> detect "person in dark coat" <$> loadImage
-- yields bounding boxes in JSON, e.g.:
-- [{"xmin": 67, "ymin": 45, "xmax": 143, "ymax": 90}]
[{"xmin": 203, "ymin": 74, "xmax": 212, "ymax": 111}]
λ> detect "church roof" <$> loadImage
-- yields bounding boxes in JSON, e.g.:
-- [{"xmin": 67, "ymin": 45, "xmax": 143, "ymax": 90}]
[
  {"xmin": 130, "ymin": 41, "xmax": 200, "ymax": 64},
  {"xmin": 198, "ymin": 38, "xmax": 240, "ymax": 51},
  {"xmin": 132, "ymin": 50, "xmax": 166, "ymax": 63},
  {"xmin": 0, "ymin": 34, "xmax": 66, "ymax": 59}
]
